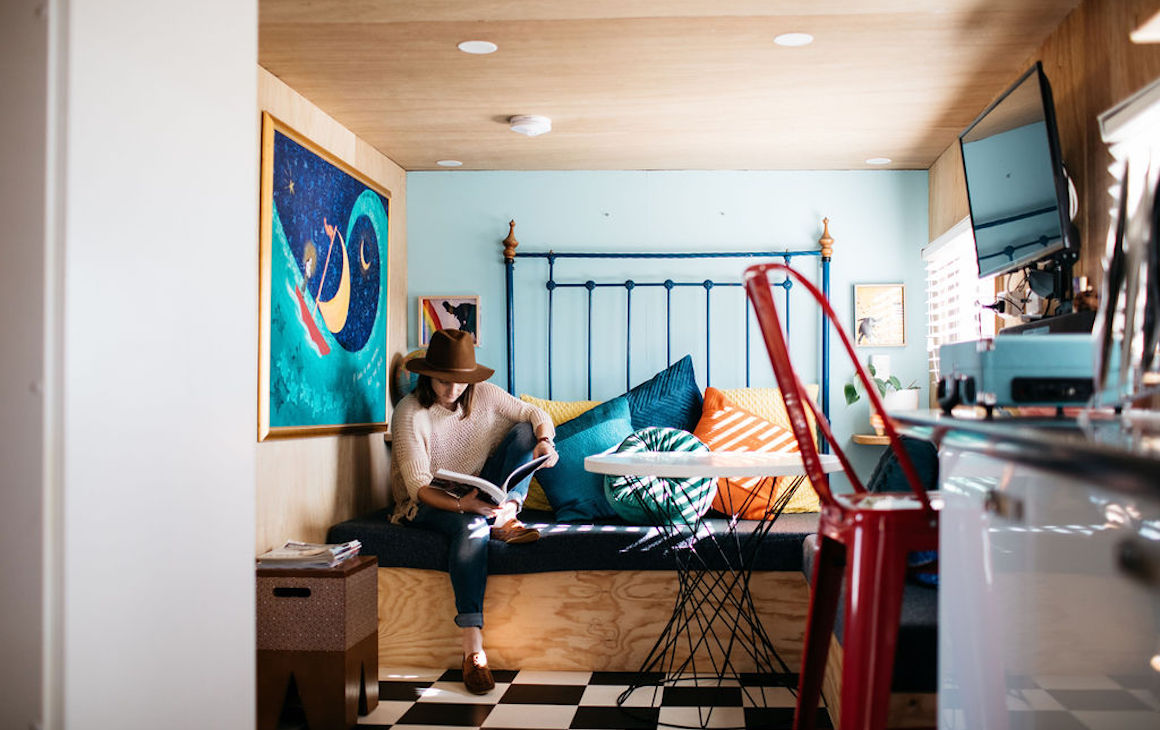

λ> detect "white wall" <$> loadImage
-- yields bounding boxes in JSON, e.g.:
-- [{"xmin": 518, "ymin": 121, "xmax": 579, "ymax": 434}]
[
  {"xmin": 59, "ymin": 1, "xmax": 258, "ymax": 727},
  {"xmin": 0, "ymin": 1, "xmax": 48, "ymax": 728}
]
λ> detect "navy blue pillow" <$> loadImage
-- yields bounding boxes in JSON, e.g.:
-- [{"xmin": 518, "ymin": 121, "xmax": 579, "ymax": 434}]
[
  {"xmin": 624, "ymin": 355, "xmax": 703, "ymax": 432},
  {"xmin": 867, "ymin": 436, "xmax": 939, "ymax": 494},
  {"xmin": 535, "ymin": 396, "xmax": 633, "ymax": 523},
  {"xmin": 868, "ymin": 436, "xmax": 940, "ymax": 587}
]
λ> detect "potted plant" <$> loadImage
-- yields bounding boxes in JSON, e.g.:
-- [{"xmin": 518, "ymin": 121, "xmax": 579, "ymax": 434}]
[{"xmin": 844, "ymin": 364, "xmax": 920, "ymax": 435}]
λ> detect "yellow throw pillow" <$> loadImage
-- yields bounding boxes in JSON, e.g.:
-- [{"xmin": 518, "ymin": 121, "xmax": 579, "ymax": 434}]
[
  {"xmin": 718, "ymin": 385, "xmax": 819, "ymax": 432},
  {"xmin": 518, "ymin": 395, "xmax": 601, "ymax": 511},
  {"xmin": 519, "ymin": 394, "xmax": 600, "ymax": 425}
]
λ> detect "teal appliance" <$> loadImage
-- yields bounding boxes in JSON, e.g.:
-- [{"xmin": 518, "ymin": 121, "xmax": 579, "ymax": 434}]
[{"xmin": 938, "ymin": 334, "xmax": 1095, "ymax": 411}]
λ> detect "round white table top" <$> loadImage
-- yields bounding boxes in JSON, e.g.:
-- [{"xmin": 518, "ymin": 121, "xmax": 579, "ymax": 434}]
[{"xmin": 584, "ymin": 450, "xmax": 843, "ymax": 478}]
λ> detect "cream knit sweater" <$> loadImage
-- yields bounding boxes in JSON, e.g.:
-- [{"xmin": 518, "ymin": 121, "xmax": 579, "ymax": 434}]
[{"xmin": 389, "ymin": 381, "xmax": 554, "ymax": 522}]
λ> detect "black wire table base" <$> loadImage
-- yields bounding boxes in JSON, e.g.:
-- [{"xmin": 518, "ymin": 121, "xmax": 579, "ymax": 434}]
[{"xmin": 615, "ymin": 474, "xmax": 807, "ymax": 730}]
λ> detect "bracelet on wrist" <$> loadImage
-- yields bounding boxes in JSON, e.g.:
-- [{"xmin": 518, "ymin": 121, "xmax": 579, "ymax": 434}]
[{"xmin": 537, "ymin": 436, "xmax": 552, "ymax": 444}]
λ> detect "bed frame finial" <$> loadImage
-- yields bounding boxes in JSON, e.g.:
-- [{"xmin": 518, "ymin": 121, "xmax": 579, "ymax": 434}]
[
  {"xmin": 503, "ymin": 220, "xmax": 519, "ymax": 262},
  {"xmin": 819, "ymin": 217, "xmax": 834, "ymax": 260}
]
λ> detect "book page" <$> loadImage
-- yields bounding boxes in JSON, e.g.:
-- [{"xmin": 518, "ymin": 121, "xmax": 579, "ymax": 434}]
[
  {"xmin": 432, "ymin": 453, "xmax": 551, "ymax": 505},
  {"xmin": 500, "ymin": 453, "xmax": 551, "ymax": 492},
  {"xmin": 431, "ymin": 470, "xmax": 504, "ymax": 504}
]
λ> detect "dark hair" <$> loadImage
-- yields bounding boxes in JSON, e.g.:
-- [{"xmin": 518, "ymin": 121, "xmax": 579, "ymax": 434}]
[{"xmin": 415, "ymin": 375, "xmax": 474, "ymax": 419}]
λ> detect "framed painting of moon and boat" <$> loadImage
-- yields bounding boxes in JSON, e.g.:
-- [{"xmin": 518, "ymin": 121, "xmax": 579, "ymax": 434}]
[{"xmin": 258, "ymin": 112, "xmax": 391, "ymax": 440}]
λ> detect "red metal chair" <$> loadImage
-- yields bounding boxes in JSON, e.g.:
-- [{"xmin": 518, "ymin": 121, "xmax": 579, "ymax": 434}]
[{"xmin": 744, "ymin": 263, "xmax": 938, "ymax": 730}]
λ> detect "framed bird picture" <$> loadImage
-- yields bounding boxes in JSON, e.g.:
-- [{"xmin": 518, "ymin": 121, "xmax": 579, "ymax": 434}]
[
  {"xmin": 258, "ymin": 112, "xmax": 391, "ymax": 440},
  {"xmin": 419, "ymin": 295, "xmax": 480, "ymax": 347},
  {"xmin": 853, "ymin": 283, "xmax": 905, "ymax": 347}
]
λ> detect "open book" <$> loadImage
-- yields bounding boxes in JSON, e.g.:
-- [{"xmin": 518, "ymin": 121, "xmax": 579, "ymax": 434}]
[{"xmin": 431, "ymin": 453, "xmax": 551, "ymax": 505}]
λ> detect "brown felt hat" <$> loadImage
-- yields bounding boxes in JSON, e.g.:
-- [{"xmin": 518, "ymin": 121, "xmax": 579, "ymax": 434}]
[{"xmin": 405, "ymin": 329, "xmax": 494, "ymax": 383}]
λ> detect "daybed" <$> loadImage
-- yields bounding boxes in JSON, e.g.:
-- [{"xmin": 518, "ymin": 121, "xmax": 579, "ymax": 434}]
[
  {"xmin": 327, "ymin": 507, "xmax": 820, "ymax": 672},
  {"xmin": 326, "ymin": 418, "xmax": 940, "ymax": 722}
]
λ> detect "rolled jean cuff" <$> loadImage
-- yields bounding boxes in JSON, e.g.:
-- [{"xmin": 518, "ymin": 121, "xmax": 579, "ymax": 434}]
[{"xmin": 454, "ymin": 612, "xmax": 484, "ymax": 629}]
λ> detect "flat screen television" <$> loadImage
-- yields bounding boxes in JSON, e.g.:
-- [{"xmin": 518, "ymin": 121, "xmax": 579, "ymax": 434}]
[{"xmin": 959, "ymin": 62, "xmax": 1075, "ymax": 279}]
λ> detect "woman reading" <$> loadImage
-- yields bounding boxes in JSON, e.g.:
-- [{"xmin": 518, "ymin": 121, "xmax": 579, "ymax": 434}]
[{"xmin": 390, "ymin": 329, "xmax": 558, "ymax": 694}]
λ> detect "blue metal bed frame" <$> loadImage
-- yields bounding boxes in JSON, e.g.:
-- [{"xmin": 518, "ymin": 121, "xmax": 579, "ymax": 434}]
[{"xmin": 501, "ymin": 219, "xmax": 835, "ymax": 431}]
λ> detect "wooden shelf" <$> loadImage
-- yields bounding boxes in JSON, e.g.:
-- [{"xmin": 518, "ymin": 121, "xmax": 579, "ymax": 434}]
[{"xmin": 852, "ymin": 433, "xmax": 891, "ymax": 446}]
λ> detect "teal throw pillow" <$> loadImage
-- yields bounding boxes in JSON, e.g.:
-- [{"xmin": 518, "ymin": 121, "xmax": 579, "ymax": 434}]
[
  {"xmin": 535, "ymin": 396, "xmax": 633, "ymax": 523},
  {"xmin": 604, "ymin": 427, "xmax": 718, "ymax": 526},
  {"xmin": 624, "ymin": 355, "xmax": 703, "ymax": 432}
]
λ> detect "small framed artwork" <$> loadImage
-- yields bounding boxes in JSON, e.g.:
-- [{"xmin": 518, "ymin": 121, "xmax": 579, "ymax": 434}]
[
  {"xmin": 853, "ymin": 284, "xmax": 905, "ymax": 347},
  {"xmin": 419, "ymin": 295, "xmax": 480, "ymax": 346}
]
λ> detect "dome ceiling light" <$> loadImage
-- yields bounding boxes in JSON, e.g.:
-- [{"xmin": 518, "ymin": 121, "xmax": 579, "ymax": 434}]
[
  {"xmin": 774, "ymin": 32, "xmax": 814, "ymax": 47},
  {"xmin": 508, "ymin": 115, "xmax": 552, "ymax": 136},
  {"xmin": 457, "ymin": 40, "xmax": 498, "ymax": 54}
]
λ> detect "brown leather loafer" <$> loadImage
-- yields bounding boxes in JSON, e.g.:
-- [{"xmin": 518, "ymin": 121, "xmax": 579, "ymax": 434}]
[
  {"xmin": 462, "ymin": 652, "xmax": 495, "ymax": 694},
  {"xmin": 489, "ymin": 519, "xmax": 540, "ymax": 544}
]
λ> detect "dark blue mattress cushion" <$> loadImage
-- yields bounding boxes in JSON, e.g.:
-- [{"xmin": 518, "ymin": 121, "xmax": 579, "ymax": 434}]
[
  {"xmin": 328, "ymin": 508, "xmax": 819, "ymax": 575},
  {"xmin": 801, "ymin": 534, "xmax": 937, "ymax": 693}
]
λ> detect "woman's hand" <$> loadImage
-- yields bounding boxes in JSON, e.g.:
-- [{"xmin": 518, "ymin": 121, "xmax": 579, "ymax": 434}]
[
  {"xmin": 458, "ymin": 488, "xmax": 499, "ymax": 518},
  {"xmin": 534, "ymin": 438, "xmax": 559, "ymax": 468}
]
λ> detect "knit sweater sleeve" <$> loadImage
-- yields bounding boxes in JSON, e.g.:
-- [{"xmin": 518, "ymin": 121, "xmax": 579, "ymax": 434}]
[
  {"xmin": 478, "ymin": 382, "xmax": 555, "ymax": 439},
  {"xmin": 390, "ymin": 397, "xmax": 433, "ymax": 502}
]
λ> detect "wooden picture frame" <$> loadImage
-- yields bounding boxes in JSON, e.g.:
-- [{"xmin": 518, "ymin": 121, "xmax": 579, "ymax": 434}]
[
  {"xmin": 258, "ymin": 112, "xmax": 391, "ymax": 441},
  {"xmin": 418, "ymin": 295, "xmax": 480, "ymax": 347},
  {"xmin": 853, "ymin": 283, "xmax": 905, "ymax": 347}
]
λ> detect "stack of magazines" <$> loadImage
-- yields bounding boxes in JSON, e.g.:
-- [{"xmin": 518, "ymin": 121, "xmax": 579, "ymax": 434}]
[{"xmin": 257, "ymin": 539, "xmax": 361, "ymax": 568}]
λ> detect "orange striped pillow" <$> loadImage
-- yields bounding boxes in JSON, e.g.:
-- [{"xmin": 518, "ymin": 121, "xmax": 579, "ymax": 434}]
[{"xmin": 693, "ymin": 387, "xmax": 821, "ymax": 517}]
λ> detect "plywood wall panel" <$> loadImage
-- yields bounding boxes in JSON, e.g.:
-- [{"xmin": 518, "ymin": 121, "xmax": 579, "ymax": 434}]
[
  {"xmin": 928, "ymin": 0, "xmax": 1160, "ymax": 287},
  {"xmin": 928, "ymin": 143, "xmax": 969, "ymax": 240},
  {"xmin": 377, "ymin": 568, "xmax": 811, "ymax": 671},
  {"xmin": 1039, "ymin": 0, "xmax": 1098, "ymax": 284},
  {"xmin": 255, "ymin": 67, "xmax": 405, "ymax": 553}
]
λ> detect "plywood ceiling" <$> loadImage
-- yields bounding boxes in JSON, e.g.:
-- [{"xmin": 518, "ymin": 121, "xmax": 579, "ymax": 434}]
[{"xmin": 259, "ymin": 0, "xmax": 1083, "ymax": 170}]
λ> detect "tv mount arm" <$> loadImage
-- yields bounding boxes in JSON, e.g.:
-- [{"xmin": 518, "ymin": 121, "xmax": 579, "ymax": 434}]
[{"xmin": 1025, "ymin": 246, "xmax": 1079, "ymax": 314}]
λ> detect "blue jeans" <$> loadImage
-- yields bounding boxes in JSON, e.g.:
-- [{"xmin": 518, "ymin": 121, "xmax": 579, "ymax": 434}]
[{"xmin": 408, "ymin": 422, "xmax": 537, "ymax": 629}]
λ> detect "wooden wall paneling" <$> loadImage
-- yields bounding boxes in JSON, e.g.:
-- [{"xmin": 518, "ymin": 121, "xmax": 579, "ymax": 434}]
[
  {"xmin": 1038, "ymin": 0, "xmax": 1095, "ymax": 284},
  {"xmin": 259, "ymin": 2, "xmax": 1082, "ymax": 171},
  {"xmin": 927, "ymin": 0, "xmax": 1160, "ymax": 290},
  {"xmin": 928, "ymin": 143, "xmax": 969, "ymax": 241},
  {"xmin": 376, "ymin": 568, "xmax": 811, "ymax": 672},
  {"xmin": 255, "ymin": 67, "xmax": 405, "ymax": 553},
  {"xmin": 1036, "ymin": 0, "xmax": 1160, "ymax": 285}
]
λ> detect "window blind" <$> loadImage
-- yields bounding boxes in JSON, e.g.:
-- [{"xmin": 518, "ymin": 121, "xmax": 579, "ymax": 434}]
[{"xmin": 923, "ymin": 219, "xmax": 996, "ymax": 386}]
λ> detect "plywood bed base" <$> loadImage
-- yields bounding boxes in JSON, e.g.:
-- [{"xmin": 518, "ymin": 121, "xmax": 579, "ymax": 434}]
[
  {"xmin": 374, "ymin": 566, "xmax": 934, "ymax": 727},
  {"xmin": 821, "ymin": 636, "xmax": 937, "ymax": 729},
  {"xmin": 375, "ymin": 567, "xmax": 811, "ymax": 672}
]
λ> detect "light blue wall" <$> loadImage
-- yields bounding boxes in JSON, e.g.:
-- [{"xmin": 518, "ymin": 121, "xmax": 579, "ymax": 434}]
[{"xmin": 406, "ymin": 170, "xmax": 929, "ymax": 483}]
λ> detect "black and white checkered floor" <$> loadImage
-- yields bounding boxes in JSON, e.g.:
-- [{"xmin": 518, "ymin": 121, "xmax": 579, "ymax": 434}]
[
  {"xmin": 353, "ymin": 666, "xmax": 830, "ymax": 730},
  {"xmin": 941, "ymin": 673, "xmax": 1160, "ymax": 730},
  {"xmin": 276, "ymin": 666, "xmax": 1160, "ymax": 729}
]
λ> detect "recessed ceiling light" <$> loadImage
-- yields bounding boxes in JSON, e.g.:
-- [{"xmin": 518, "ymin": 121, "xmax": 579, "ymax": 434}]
[
  {"xmin": 774, "ymin": 32, "xmax": 813, "ymax": 47},
  {"xmin": 866, "ymin": 157, "xmax": 892, "ymax": 165},
  {"xmin": 508, "ymin": 115, "xmax": 552, "ymax": 136},
  {"xmin": 457, "ymin": 40, "xmax": 498, "ymax": 55},
  {"xmin": 436, "ymin": 160, "xmax": 463, "ymax": 167}
]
